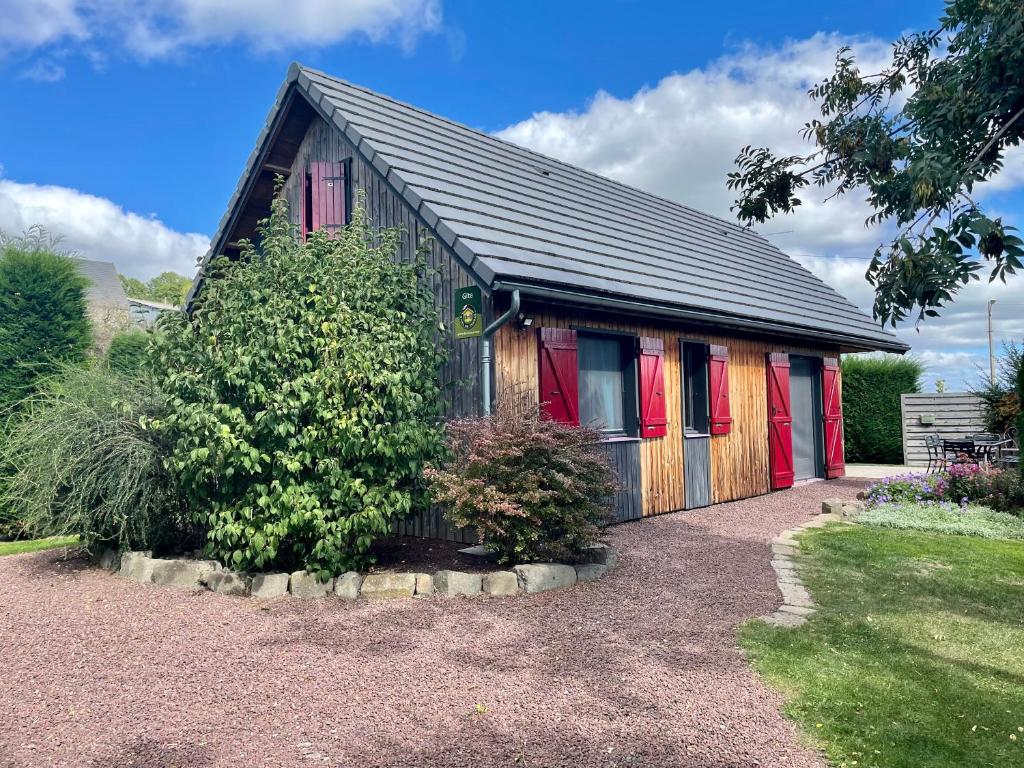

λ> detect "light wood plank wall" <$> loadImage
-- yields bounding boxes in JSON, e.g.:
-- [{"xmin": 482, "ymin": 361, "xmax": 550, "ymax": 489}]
[{"xmin": 494, "ymin": 304, "xmax": 840, "ymax": 516}]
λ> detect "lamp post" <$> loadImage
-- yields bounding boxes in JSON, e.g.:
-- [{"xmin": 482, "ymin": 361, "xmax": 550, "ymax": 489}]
[{"xmin": 987, "ymin": 299, "xmax": 996, "ymax": 384}]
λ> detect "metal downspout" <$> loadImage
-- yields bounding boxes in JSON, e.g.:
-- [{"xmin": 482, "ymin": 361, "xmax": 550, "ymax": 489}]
[{"xmin": 480, "ymin": 289, "xmax": 521, "ymax": 416}]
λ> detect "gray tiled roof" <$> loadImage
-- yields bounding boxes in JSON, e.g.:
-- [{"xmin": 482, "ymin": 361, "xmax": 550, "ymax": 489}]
[
  {"xmin": 73, "ymin": 258, "xmax": 127, "ymax": 308},
  {"xmin": 198, "ymin": 64, "xmax": 908, "ymax": 353}
]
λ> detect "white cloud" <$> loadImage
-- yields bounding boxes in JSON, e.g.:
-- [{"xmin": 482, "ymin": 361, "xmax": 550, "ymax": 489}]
[
  {"xmin": 19, "ymin": 59, "xmax": 65, "ymax": 81},
  {"xmin": 0, "ymin": 0, "xmax": 86, "ymax": 49},
  {"xmin": 0, "ymin": 179, "xmax": 209, "ymax": 281},
  {"xmin": 0, "ymin": 0, "xmax": 442, "ymax": 57},
  {"xmin": 496, "ymin": 33, "xmax": 1024, "ymax": 391}
]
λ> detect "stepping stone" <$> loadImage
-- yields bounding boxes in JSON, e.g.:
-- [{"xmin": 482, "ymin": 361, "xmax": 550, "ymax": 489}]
[
  {"xmin": 763, "ymin": 611, "xmax": 807, "ymax": 628},
  {"xmin": 778, "ymin": 604, "xmax": 816, "ymax": 617}
]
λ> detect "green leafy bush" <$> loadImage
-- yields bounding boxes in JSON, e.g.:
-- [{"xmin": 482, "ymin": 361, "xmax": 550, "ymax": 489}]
[
  {"xmin": 151, "ymin": 194, "xmax": 445, "ymax": 578},
  {"xmin": 859, "ymin": 502, "xmax": 1024, "ymax": 540},
  {"xmin": 0, "ymin": 361, "xmax": 190, "ymax": 552},
  {"xmin": 0, "ymin": 228, "xmax": 91, "ymax": 410},
  {"xmin": 426, "ymin": 398, "xmax": 617, "ymax": 565},
  {"xmin": 107, "ymin": 329, "xmax": 151, "ymax": 373},
  {"xmin": 842, "ymin": 355, "xmax": 923, "ymax": 464}
]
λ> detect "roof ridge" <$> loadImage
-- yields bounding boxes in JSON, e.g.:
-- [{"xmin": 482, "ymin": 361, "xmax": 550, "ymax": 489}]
[{"xmin": 296, "ymin": 64, "xmax": 774, "ymax": 247}]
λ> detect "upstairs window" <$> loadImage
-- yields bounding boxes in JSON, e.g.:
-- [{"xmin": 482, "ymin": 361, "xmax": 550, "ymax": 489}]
[
  {"xmin": 302, "ymin": 160, "xmax": 349, "ymax": 240},
  {"xmin": 578, "ymin": 332, "xmax": 637, "ymax": 437},
  {"xmin": 681, "ymin": 341, "xmax": 710, "ymax": 435}
]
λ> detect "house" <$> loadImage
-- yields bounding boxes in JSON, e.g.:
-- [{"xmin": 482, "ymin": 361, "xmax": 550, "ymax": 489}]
[
  {"xmin": 189, "ymin": 63, "xmax": 909, "ymax": 540},
  {"xmin": 73, "ymin": 258, "xmax": 130, "ymax": 351},
  {"xmin": 127, "ymin": 296, "xmax": 177, "ymax": 328}
]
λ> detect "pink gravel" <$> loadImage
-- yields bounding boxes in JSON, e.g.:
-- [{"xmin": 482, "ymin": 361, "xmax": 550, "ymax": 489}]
[{"xmin": 0, "ymin": 479, "xmax": 866, "ymax": 767}]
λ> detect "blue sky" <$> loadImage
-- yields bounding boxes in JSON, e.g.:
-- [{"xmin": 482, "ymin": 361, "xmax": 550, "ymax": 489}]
[{"xmin": 1, "ymin": 0, "xmax": 1021, "ymax": 388}]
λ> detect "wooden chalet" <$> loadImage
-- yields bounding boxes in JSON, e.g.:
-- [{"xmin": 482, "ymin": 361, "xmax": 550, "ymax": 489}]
[{"xmin": 189, "ymin": 64, "xmax": 909, "ymax": 540}]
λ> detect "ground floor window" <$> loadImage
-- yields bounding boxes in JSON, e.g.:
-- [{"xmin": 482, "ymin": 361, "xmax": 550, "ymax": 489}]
[
  {"xmin": 578, "ymin": 332, "xmax": 638, "ymax": 436},
  {"xmin": 682, "ymin": 341, "xmax": 710, "ymax": 435}
]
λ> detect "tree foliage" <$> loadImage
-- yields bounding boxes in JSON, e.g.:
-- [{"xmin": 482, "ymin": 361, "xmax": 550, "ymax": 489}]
[
  {"xmin": 841, "ymin": 355, "xmax": 923, "ymax": 464},
  {"xmin": 119, "ymin": 271, "xmax": 192, "ymax": 306},
  {"xmin": 426, "ymin": 394, "xmax": 617, "ymax": 565},
  {"xmin": 0, "ymin": 227, "xmax": 91, "ymax": 410},
  {"xmin": 151, "ymin": 191, "xmax": 446, "ymax": 577},
  {"xmin": 728, "ymin": 0, "xmax": 1024, "ymax": 325},
  {"xmin": 971, "ymin": 341, "xmax": 1022, "ymax": 433}
]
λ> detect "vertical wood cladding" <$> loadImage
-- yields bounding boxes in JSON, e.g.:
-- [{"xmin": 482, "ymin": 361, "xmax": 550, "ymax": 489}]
[
  {"xmin": 494, "ymin": 304, "xmax": 840, "ymax": 517},
  {"xmin": 683, "ymin": 436, "xmax": 712, "ymax": 509},
  {"xmin": 282, "ymin": 116, "xmax": 484, "ymax": 420}
]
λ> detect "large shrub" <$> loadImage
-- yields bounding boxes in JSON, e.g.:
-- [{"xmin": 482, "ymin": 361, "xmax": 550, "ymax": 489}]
[
  {"xmin": 151, "ymin": 194, "xmax": 445, "ymax": 578},
  {"xmin": 107, "ymin": 329, "xmax": 151, "ymax": 373},
  {"xmin": 842, "ymin": 355, "xmax": 923, "ymax": 464},
  {"xmin": 426, "ymin": 398, "xmax": 618, "ymax": 565},
  {"xmin": 0, "ymin": 361, "xmax": 190, "ymax": 552},
  {"xmin": 0, "ymin": 228, "xmax": 91, "ymax": 410}
]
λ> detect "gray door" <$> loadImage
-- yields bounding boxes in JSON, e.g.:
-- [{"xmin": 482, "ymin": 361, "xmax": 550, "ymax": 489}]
[{"xmin": 789, "ymin": 356, "xmax": 824, "ymax": 481}]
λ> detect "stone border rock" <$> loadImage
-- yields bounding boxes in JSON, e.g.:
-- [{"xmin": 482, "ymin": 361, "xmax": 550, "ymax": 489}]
[
  {"xmin": 101, "ymin": 543, "xmax": 616, "ymax": 602},
  {"xmin": 760, "ymin": 499, "xmax": 864, "ymax": 627}
]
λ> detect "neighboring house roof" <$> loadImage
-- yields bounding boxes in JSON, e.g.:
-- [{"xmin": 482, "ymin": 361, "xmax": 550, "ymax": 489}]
[
  {"xmin": 127, "ymin": 297, "xmax": 178, "ymax": 312},
  {"xmin": 194, "ymin": 63, "xmax": 908, "ymax": 354},
  {"xmin": 73, "ymin": 258, "xmax": 128, "ymax": 309}
]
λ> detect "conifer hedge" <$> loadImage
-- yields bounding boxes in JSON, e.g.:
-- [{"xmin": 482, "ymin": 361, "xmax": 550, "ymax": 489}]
[{"xmin": 842, "ymin": 355, "xmax": 923, "ymax": 464}]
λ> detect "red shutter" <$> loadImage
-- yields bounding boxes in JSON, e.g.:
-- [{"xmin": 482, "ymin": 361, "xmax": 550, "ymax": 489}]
[
  {"xmin": 822, "ymin": 357, "xmax": 846, "ymax": 479},
  {"xmin": 766, "ymin": 353, "xmax": 794, "ymax": 490},
  {"xmin": 538, "ymin": 328, "xmax": 579, "ymax": 425},
  {"xmin": 310, "ymin": 161, "xmax": 347, "ymax": 236},
  {"xmin": 708, "ymin": 344, "xmax": 732, "ymax": 435},
  {"xmin": 639, "ymin": 337, "xmax": 668, "ymax": 438}
]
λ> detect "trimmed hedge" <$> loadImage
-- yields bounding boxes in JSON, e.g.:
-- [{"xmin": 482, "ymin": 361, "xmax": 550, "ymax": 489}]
[{"xmin": 842, "ymin": 355, "xmax": 923, "ymax": 464}]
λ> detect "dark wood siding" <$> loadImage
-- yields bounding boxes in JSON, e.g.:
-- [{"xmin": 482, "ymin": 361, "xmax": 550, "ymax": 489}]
[
  {"xmin": 683, "ymin": 436, "xmax": 712, "ymax": 509},
  {"xmin": 605, "ymin": 440, "xmax": 643, "ymax": 522},
  {"xmin": 282, "ymin": 115, "xmax": 485, "ymax": 420}
]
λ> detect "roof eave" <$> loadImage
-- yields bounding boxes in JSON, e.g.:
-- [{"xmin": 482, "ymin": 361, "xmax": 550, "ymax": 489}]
[{"xmin": 493, "ymin": 279, "xmax": 910, "ymax": 355}]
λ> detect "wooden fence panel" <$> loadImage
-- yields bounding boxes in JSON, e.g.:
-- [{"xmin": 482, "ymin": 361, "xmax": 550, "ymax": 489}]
[{"xmin": 900, "ymin": 392, "xmax": 986, "ymax": 466}]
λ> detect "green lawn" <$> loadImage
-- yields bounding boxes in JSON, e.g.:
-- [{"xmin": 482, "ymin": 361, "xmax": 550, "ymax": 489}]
[
  {"xmin": 0, "ymin": 536, "xmax": 79, "ymax": 557},
  {"xmin": 741, "ymin": 524, "xmax": 1024, "ymax": 768}
]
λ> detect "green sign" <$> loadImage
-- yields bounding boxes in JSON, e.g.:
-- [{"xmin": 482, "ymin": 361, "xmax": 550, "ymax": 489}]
[{"xmin": 454, "ymin": 285, "xmax": 483, "ymax": 339}]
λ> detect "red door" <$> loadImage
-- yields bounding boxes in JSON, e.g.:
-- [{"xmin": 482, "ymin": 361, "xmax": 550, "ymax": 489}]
[
  {"xmin": 766, "ymin": 353, "xmax": 794, "ymax": 490},
  {"xmin": 822, "ymin": 358, "xmax": 846, "ymax": 479}
]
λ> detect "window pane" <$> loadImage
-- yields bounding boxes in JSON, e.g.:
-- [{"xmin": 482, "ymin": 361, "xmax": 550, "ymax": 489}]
[
  {"xmin": 683, "ymin": 343, "xmax": 709, "ymax": 434},
  {"xmin": 579, "ymin": 335, "xmax": 625, "ymax": 432}
]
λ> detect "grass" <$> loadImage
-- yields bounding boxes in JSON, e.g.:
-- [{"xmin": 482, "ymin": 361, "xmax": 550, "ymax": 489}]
[
  {"xmin": 0, "ymin": 536, "xmax": 79, "ymax": 557},
  {"xmin": 741, "ymin": 524, "xmax": 1024, "ymax": 768},
  {"xmin": 859, "ymin": 502, "xmax": 1024, "ymax": 540}
]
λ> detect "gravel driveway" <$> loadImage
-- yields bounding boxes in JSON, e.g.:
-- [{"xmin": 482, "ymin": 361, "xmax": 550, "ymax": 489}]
[{"xmin": 0, "ymin": 479, "xmax": 865, "ymax": 768}]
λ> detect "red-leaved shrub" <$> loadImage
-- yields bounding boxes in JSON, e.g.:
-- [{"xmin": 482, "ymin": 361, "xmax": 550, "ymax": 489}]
[{"xmin": 426, "ymin": 398, "xmax": 618, "ymax": 564}]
